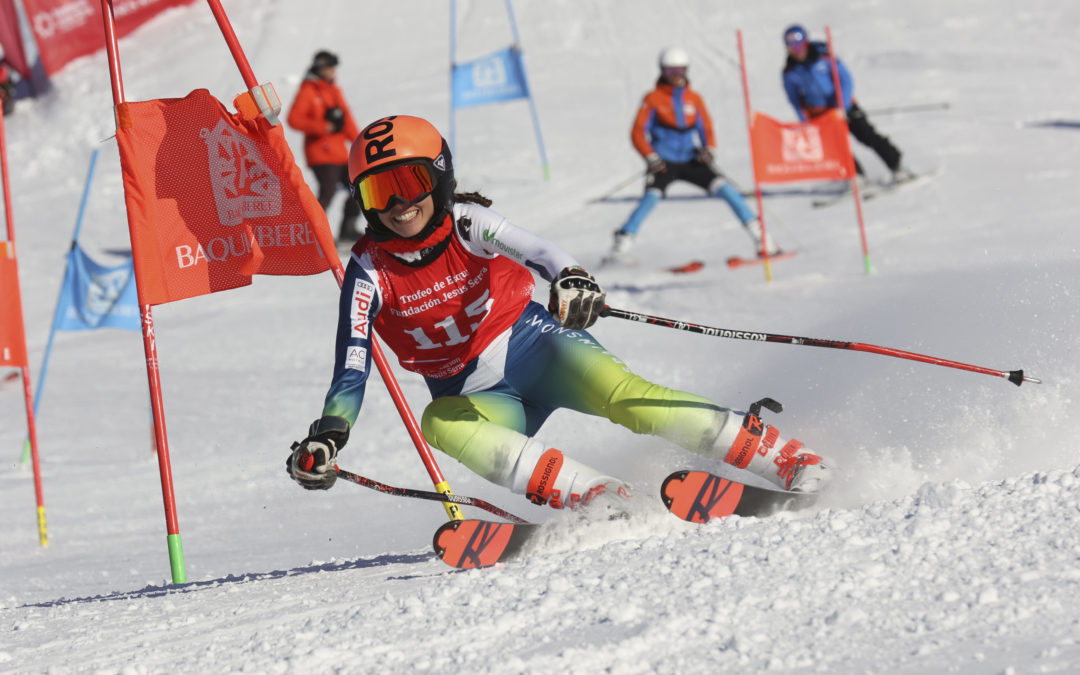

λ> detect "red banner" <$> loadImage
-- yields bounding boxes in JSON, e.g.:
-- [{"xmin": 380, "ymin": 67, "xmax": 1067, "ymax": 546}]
[
  {"xmin": 750, "ymin": 111, "xmax": 853, "ymax": 184},
  {"xmin": 114, "ymin": 88, "xmax": 337, "ymax": 306},
  {"xmin": 22, "ymin": 0, "xmax": 197, "ymax": 76},
  {"xmin": 0, "ymin": 242, "xmax": 29, "ymax": 367}
]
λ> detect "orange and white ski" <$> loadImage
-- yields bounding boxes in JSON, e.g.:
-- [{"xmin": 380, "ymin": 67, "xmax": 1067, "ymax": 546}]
[{"xmin": 660, "ymin": 470, "xmax": 817, "ymax": 523}]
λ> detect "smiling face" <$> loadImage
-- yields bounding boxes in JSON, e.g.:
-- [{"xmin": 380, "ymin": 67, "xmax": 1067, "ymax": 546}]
[{"xmin": 376, "ymin": 194, "xmax": 436, "ymax": 238}]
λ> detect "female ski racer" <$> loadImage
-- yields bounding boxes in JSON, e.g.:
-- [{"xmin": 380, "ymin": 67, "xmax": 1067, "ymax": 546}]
[{"xmin": 285, "ymin": 115, "xmax": 829, "ymax": 509}]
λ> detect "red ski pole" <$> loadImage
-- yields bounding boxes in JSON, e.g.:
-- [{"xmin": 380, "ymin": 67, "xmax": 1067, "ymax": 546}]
[{"xmin": 600, "ymin": 306, "xmax": 1040, "ymax": 387}]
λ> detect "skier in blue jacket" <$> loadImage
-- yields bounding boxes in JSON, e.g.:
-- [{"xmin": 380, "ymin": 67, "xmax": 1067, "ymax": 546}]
[{"xmin": 781, "ymin": 25, "xmax": 912, "ymax": 182}]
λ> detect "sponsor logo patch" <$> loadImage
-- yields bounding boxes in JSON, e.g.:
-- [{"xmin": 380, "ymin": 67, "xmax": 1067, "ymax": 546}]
[
  {"xmin": 345, "ymin": 346, "xmax": 367, "ymax": 371},
  {"xmin": 352, "ymin": 278, "xmax": 378, "ymax": 339},
  {"xmin": 351, "ymin": 279, "xmax": 377, "ymax": 339}
]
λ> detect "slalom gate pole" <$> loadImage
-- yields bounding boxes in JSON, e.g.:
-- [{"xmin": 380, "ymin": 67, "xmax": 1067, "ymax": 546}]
[
  {"xmin": 600, "ymin": 306, "xmax": 1041, "ymax": 387},
  {"xmin": 335, "ymin": 467, "xmax": 528, "ymax": 524},
  {"xmin": 205, "ymin": 0, "xmax": 463, "ymax": 521},
  {"xmin": 102, "ymin": 0, "xmax": 184, "ymax": 582},
  {"xmin": 735, "ymin": 29, "xmax": 773, "ymax": 282},
  {"xmin": 824, "ymin": 26, "xmax": 872, "ymax": 275},
  {"xmin": 0, "ymin": 111, "xmax": 47, "ymax": 546},
  {"xmin": 504, "ymin": 0, "xmax": 551, "ymax": 181}
]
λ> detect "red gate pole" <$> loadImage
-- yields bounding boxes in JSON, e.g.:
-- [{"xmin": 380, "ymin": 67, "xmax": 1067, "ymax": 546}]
[
  {"xmin": 0, "ymin": 111, "xmax": 47, "ymax": 546},
  {"xmin": 735, "ymin": 29, "xmax": 774, "ymax": 282},
  {"xmin": 824, "ymin": 26, "xmax": 872, "ymax": 275},
  {"xmin": 100, "ymin": 0, "xmax": 186, "ymax": 583}
]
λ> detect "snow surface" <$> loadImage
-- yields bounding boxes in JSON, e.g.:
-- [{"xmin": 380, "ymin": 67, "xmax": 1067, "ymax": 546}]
[{"xmin": 2, "ymin": 0, "xmax": 1080, "ymax": 672}]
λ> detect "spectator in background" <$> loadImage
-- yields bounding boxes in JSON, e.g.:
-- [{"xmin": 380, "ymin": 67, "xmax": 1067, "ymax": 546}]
[{"xmin": 287, "ymin": 50, "xmax": 363, "ymax": 243}]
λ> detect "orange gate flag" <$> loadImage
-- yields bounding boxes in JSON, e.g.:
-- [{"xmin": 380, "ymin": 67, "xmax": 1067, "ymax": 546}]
[
  {"xmin": 0, "ymin": 241, "xmax": 29, "ymax": 367},
  {"xmin": 114, "ymin": 87, "xmax": 337, "ymax": 305},
  {"xmin": 749, "ymin": 110, "xmax": 853, "ymax": 185}
]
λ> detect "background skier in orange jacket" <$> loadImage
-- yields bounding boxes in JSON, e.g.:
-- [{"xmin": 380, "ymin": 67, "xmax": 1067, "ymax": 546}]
[{"xmin": 287, "ymin": 50, "xmax": 362, "ymax": 243}]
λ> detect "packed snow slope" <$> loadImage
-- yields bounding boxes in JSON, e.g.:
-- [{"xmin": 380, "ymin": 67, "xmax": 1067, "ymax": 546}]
[{"xmin": 2, "ymin": 0, "xmax": 1079, "ymax": 672}]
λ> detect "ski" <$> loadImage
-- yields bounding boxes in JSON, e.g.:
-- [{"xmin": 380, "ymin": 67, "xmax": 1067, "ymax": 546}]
[
  {"xmin": 433, "ymin": 519, "xmax": 539, "ymax": 569},
  {"xmin": 599, "ymin": 257, "xmax": 705, "ymax": 274},
  {"xmin": 812, "ymin": 169, "xmax": 939, "ymax": 209},
  {"xmin": 667, "ymin": 260, "xmax": 704, "ymax": 274},
  {"xmin": 661, "ymin": 470, "xmax": 817, "ymax": 523},
  {"xmin": 726, "ymin": 251, "xmax": 797, "ymax": 269},
  {"xmin": 432, "ymin": 472, "xmax": 819, "ymax": 569}
]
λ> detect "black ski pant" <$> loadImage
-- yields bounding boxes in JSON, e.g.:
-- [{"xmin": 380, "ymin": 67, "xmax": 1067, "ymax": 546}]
[
  {"xmin": 311, "ymin": 163, "xmax": 362, "ymax": 240},
  {"xmin": 845, "ymin": 102, "xmax": 902, "ymax": 175}
]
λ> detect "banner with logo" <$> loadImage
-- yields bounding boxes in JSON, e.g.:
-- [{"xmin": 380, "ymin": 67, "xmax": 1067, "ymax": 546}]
[
  {"xmin": 54, "ymin": 245, "xmax": 140, "ymax": 331},
  {"xmin": 114, "ymin": 88, "xmax": 336, "ymax": 305},
  {"xmin": 749, "ymin": 111, "xmax": 852, "ymax": 184},
  {"xmin": 21, "ymin": 0, "xmax": 197, "ymax": 76},
  {"xmin": 451, "ymin": 46, "xmax": 530, "ymax": 109},
  {"xmin": 0, "ymin": 241, "xmax": 29, "ymax": 367}
]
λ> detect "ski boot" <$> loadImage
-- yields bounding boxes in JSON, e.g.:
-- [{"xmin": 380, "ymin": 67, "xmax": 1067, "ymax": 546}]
[{"xmin": 721, "ymin": 398, "xmax": 830, "ymax": 493}]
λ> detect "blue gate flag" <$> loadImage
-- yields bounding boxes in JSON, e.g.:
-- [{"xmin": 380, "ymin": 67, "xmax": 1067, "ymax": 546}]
[
  {"xmin": 54, "ymin": 244, "xmax": 140, "ymax": 332},
  {"xmin": 452, "ymin": 46, "xmax": 530, "ymax": 109}
]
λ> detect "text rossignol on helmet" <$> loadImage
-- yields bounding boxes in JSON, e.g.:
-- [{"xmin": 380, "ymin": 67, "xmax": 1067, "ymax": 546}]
[
  {"xmin": 347, "ymin": 115, "xmax": 457, "ymax": 243},
  {"xmin": 658, "ymin": 47, "xmax": 690, "ymax": 69}
]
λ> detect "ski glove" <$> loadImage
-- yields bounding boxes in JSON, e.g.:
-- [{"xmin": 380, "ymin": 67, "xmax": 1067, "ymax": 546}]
[
  {"xmin": 645, "ymin": 153, "xmax": 667, "ymax": 175},
  {"xmin": 286, "ymin": 415, "xmax": 350, "ymax": 490},
  {"xmin": 549, "ymin": 266, "xmax": 606, "ymax": 330}
]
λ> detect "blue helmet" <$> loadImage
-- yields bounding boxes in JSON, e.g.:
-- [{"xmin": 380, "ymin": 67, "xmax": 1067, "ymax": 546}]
[{"xmin": 783, "ymin": 25, "xmax": 808, "ymax": 47}]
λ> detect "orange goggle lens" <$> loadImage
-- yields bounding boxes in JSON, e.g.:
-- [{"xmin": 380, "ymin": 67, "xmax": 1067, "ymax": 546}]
[{"xmin": 355, "ymin": 163, "xmax": 435, "ymax": 212}]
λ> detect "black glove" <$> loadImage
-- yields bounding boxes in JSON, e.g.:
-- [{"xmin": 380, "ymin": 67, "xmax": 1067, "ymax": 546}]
[
  {"xmin": 548, "ymin": 267, "xmax": 606, "ymax": 329},
  {"xmin": 286, "ymin": 416, "xmax": 350, "ymax": 490},
  {"xmin": 324, "ymin": 106, "xmax": 345, "ymax": 134},
  {"xmin": 645, "ymin": 153, "xmax": 667, "ymax": 175}
]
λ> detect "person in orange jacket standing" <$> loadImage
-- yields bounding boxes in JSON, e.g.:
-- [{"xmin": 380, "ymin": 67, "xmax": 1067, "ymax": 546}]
[{"xmin": 287, "ymin": 50, "xmax": 363, "ymax": 243}]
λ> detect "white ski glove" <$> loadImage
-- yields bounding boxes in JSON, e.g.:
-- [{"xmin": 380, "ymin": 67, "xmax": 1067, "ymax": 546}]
[
  {"xmin": 548, "ymin": 266, "xmax": 606, "ymax": 330},
  {"xmin": 286, "ymin": 416, "xmax": 350, "ymax": 490}
]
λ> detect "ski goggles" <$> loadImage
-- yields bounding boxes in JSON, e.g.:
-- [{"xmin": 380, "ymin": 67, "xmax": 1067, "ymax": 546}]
[
  {"xmin": 353, "ymin": 161, "xmax": 435, "ymax": 213},
  {"xmin": 661, "ymin": 66, "xmax": 687, "ymax": 79},
  {"xmin": 784, "ymin": 30, "xmax": 808, "ymax": 48}
]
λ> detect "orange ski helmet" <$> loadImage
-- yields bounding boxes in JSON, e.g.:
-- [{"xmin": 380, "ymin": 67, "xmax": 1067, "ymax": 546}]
[{"xmin": 348, "ymin": 115, "xmax": 456, "ymax": 243}]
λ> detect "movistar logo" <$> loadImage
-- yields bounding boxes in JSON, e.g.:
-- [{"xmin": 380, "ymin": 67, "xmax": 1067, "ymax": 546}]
[{"xmin": 482, "ymin": 229, "xmax": 523, "ymax": 259}]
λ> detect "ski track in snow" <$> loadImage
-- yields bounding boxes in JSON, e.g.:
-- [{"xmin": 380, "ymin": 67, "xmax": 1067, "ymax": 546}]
[{"xmin": 3, "ymin": 0, "xmax": 1080, "ymax": 672}]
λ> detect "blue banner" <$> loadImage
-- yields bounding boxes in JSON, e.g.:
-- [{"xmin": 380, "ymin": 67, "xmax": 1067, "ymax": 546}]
[
  {"xmin": 54, "ymin": 245, "xmax": 140, "ymax": 332},
  {"xmin": 452, "ymin": 46, "xmax": 530, "ymax": 109}
]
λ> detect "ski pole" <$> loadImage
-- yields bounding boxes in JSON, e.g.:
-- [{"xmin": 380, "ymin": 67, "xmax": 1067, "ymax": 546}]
[
  {"xmin": 600, "ymin": 306, "xmax": 1041, "ymax": 387},
  {"xmin": 334, "ymin": 467, "xmax": 530, "ymax": 524},
  {"xmin": 588, "ymin": 170, "xmax": 645, "ymax": 203},
  {"xmin": 864, "ymin": 102, "xmax": 950, "ymax": 116}
]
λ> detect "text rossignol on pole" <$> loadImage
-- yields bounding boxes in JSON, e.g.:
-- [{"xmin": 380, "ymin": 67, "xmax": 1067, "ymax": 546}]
[{"xmin": 601, "ymin": 305, "xmax": 1040, "ymax": 386}]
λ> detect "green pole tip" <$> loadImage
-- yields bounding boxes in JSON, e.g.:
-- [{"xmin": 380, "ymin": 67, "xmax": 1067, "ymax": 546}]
[{"xmin": 167, "ymin": 533, "xmax": 187, "ymax": 584}]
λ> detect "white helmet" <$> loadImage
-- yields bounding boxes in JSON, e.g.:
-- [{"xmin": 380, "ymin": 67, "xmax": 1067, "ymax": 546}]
[{"xmin": 658, "ymin": 47, "xmax": 690, "ymax": 69}]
